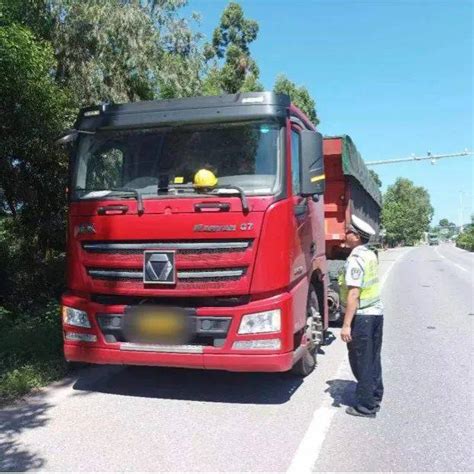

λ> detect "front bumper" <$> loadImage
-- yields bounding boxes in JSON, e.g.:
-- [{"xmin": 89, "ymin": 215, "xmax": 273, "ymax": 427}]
[
  {"xmin": 64, "ymin": 345, "xmax": 296, "ymax": 372},
  {"xmin": 62, "ymin": 290, "xmax": 302, "ymax": 373}
]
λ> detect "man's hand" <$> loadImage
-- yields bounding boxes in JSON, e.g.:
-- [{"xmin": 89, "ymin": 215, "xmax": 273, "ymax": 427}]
[
  {"xmin": 341, "ymin": 325, "xmax": 352, "ymax": 343},
  {"xmin": 341, "ymin": 287, "xmax": 359, "ymax": 343}
]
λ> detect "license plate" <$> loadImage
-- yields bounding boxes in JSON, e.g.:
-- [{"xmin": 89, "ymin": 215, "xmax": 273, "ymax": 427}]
[{"xmin": 123, "ymin": 306, "xmax": 192, "ymax": 344}]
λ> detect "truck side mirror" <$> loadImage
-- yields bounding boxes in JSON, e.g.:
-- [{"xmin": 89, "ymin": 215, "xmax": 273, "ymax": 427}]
[{"xmin": 300, "ymin": 130, "xmax": 325, "ymax": 197}]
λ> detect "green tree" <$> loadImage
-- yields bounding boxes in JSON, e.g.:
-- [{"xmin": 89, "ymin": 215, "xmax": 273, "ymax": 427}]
[
  {"xmin": 156, "ymin": 10, "xmax": 206, "ymax": 99},
  {"xmin": 273, "ymin": 74, "xmax": 319, "ymax": 125},
  {"xmin": 439, "ymin": 218, "xmax": 449, "ymax": 227},
  {"xmin": 0, "ymin": 22, "xmax": 72, "ymax": 223},
  {"xmin": 0, "ymin": 21, "xmax": 74, "ymax": 308},
  {"xmin": 3, "ymin": 0, "xmax": 204, "ymax": 102},
  {"xmin": 51, "ymin": 0, "xmax": 159, "ymax": 105},
  {"xmin": 381, "ymin": 178, "xmax": 434, "ymax": 246},
  {"xmin": 203, "ymin": 2, "xmax": 262, "ymax": 94},
  {"xmin": 0, "ymin": 0, "xmax": 53, "ymax": 39},
  {"xmin": 369, "ymin": 169, "xmax": 382, "ymax": 188}
]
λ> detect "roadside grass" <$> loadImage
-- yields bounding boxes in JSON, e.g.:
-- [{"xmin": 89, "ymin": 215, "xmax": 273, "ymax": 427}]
[
  {"xmin": 456, "ymin": 226, "xmax": 474, "ymax": 252},
  {"xmin": 0, "ymin": 302, "xmax": 67, "ymax": 403}
]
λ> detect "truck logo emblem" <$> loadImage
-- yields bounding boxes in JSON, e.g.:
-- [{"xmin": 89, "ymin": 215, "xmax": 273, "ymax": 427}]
[
  {"xmin": 143, "ymin": 251, "xmax": 176, "ymax": 285},
  {"xmin": 74, "ymin": 223, "xmax": 96, "ymax": 237},
  {"xmin": 193, "ymin": 223, "xmax": 253, "ymax": 232},
  {"xmin": 193, "ymin": 224, "xmax": 236, "ymax": 232}
]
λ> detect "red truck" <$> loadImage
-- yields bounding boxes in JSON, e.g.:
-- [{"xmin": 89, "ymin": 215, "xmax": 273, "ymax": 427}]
[{"xmin": 59, "ymin": 92, "xmax": 381, "ymax": 376}]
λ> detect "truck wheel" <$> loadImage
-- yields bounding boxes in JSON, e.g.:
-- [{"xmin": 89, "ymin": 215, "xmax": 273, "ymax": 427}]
[{"xmin": 290, "ymin": 285, "xmax": 323, "ymax": 377}]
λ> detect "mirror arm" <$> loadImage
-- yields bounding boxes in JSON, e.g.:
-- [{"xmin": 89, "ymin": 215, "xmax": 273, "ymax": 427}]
[{"xmin": 55, "ymin": 129, "xmax": 95, "ymax": 145}]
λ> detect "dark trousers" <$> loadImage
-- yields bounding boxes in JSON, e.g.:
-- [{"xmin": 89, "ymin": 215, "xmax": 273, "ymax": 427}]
[{"xmin": 347, "ymin": 314, "xmax": 384, "ymax": 414}]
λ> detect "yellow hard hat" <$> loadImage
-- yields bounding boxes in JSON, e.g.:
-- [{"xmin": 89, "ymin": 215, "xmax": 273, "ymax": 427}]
[{"xmin": 194, "ymin": 168, "xmax": 218, "ymax": 188}]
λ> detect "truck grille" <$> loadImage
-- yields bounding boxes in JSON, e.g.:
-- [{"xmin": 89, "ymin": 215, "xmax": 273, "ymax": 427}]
[
  {"xmin": 82, "ymin": 240, "xmax": 252, "ymax": 255},
  {"xmin": 87, "ymin": 267, "xmax": 247, "ymax": 282},
  {"xmin": 81, "ymin": 239, "xmax": 253, "ymax": 291}
]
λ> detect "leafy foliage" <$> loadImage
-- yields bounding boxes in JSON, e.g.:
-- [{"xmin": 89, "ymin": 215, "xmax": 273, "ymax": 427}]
[
  {"xmin": 369, "ymin": 169, "xmax": 382, "ymax": 188},
  {"xmin": 0, "ymin": 301, "xmax": 66, "ymax": 401},
  {"xmin": 381, "ymin": 178, "xmax": 434, "ymax": 246},
  {"xmin": 0, "ymin": 22, "xmax": 73, "ymax": 253},
  {"xmin": 203, "ymin": 2, "xmax": 262, "ymax": 94},
  {"xmin": 273, "ymin": 74, "xmax": 319, "ymax": 125},
  {"xmin": 456, "ymin": 223, "xmax": 474, "ymax": 251},
  {"xmin": 51, "ymin": 1, "xmax": 159, "ymax": 105},
  {"xmin": 435, "ymin": 218, "xmax": 457, "ymax": 240}
]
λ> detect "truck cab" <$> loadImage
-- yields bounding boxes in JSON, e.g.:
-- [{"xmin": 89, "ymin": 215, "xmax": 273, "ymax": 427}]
[
  {"xmin": 428, "ymin": 233, "xmax": 439, "ymax": 245},
  {"xmin": 60, "ymin": 92, "xmax": 328, "ymax": 376}
]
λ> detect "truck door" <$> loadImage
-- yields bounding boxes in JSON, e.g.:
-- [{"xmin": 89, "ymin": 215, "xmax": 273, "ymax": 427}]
[{"xmin": 290, "ymin": 126, "xmax": 313, "ymax": 328}]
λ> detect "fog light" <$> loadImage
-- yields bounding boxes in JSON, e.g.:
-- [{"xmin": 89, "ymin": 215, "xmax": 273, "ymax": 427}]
[
  {"xmin": 198, "ymin": 318, "xmax": 230, "ymax": 333},
  {"xmin": 65, "ymin": 332, "xmax": 97, "ymax": 342},
  {"xmin": 62, "ymin": 306, "xmax": 91, "ymax": 328},
  {"xmin": 232, "ymin": 338, "xmax": 281, "ymax": 350},
  {"xmin": 238, "ymin": 309, "xmax": 281, "ymax": 334}
]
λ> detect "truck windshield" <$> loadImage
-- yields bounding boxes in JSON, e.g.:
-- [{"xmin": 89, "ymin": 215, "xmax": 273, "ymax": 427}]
[{"xmin": 72, "ymin": 121, "xmax": 281, "ymax": 200}]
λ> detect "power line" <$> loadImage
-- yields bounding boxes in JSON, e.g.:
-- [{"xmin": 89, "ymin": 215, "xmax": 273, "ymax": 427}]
[{"xmin": 366, "ymin": 149, "xmax": 473, "ymax": 166}]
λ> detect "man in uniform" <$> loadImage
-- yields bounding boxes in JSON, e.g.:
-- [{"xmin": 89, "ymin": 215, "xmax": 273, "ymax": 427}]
[{"xmin": 339, "ymin": 215, "xmax": 384, "ymax": 418}]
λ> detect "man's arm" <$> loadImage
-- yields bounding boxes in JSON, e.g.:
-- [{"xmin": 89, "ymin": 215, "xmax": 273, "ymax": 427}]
[{"xmin": 341, "ymin": 286, "xmax": 360, "ymax": 343}]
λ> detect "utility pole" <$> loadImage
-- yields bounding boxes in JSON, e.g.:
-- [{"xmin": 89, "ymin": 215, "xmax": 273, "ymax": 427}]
[{"xmin": 366, "ymin": 150, "xmax": 473, "ymax": 166}]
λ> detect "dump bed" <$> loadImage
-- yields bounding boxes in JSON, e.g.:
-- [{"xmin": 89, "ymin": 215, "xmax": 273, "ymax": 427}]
[{"xmin": 323, "ymin": 135, "xmax": 382, "ymax": 259}]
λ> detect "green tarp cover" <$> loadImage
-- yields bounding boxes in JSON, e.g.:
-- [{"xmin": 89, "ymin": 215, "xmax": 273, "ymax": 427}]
[{"xmin": 330, "ymin": 135, "xmax": 382, "ymax": 207}]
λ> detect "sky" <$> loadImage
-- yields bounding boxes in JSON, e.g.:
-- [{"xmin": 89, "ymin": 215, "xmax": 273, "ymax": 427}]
[{"xmin": 187, "ymin": 0, "xmax": 473, "ymax": 225}]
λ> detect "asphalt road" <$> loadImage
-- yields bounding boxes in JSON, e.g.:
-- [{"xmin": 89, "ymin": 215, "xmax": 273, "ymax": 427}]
[{"xmin": 1, "ymin": 244, "xmax": 472, "ymax": 472}]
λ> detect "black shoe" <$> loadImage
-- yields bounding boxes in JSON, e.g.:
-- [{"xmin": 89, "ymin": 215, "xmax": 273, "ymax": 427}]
[{"xmin": 345, "ymin": 406, "xmax": 376, "ymax": 418}]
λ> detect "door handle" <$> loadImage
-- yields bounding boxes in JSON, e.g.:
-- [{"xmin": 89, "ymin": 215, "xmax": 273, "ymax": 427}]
[
  {"xmin": 194, "ymin": 202, "xmax": 230, "ymax": 212},
  {"xmin": 97, "ymin": 205, "xmax": 129, "ymax": 215}
]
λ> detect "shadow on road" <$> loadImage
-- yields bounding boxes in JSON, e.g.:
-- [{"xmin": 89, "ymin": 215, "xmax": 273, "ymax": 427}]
[
  {"xmin": 325, "ymin": 378, "xmax": 357, "ymax": 408},
  {"xmin": 0, "ymin": 398, "xmax": 52, "ymax": 471},
  {"xmin": 72, "ymin": 365, "xmax": 304, "ymax": 404}
]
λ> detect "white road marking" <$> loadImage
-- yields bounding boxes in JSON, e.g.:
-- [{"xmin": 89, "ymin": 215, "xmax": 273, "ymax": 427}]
[
  {"xmin": 435, "ymin": 246, "xmax": 470, "ymax": 273},
  {"xmin": 434, "ymin": 247, "xmax": 445, "ymax": 259},
  {"xmin": 453, "ymin": 263, "xmax": 469, "ymax": 273},
  {"xmin": 287, "ymin": 248, "xmax": 411, "ymax": 473},
  {"xmin": 380, "ymin": 259, "xmax": 397, "ymax": 287},
  {"xmin": 287, "ymin": 360, "xmax": 352, "ymax": 473}
]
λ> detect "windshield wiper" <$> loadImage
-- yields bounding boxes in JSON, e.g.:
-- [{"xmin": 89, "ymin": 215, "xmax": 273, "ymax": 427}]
[{"xmin": 110, "ymin": 188, "xmax": 144, "ymax": 215}]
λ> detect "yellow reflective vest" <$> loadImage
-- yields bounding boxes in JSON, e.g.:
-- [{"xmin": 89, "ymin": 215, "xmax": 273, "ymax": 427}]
[{"xmin": 338, "ymin": 246, "xmax": 381, "ymax": 310}]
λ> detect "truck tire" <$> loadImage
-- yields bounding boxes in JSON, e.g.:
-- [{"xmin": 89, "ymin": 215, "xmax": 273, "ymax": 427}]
[{"xmin": 290, "ymin": 285, "xmax": 322, "ymax": 377}]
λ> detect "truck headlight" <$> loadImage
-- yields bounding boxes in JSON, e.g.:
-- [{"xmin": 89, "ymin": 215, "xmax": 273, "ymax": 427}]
[
  {"xmin": 62, "ymin": 306, "xmax": 91, "ymax": 328},
  {"xmin": 238, "ymin": 309, "xmax": 281, "ymax": 334}
]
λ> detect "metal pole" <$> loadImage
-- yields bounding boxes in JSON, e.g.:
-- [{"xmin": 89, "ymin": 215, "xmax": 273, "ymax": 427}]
[{"xmin": 366, "ymin": 150, "xmax": 473, "ymax": 166}]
